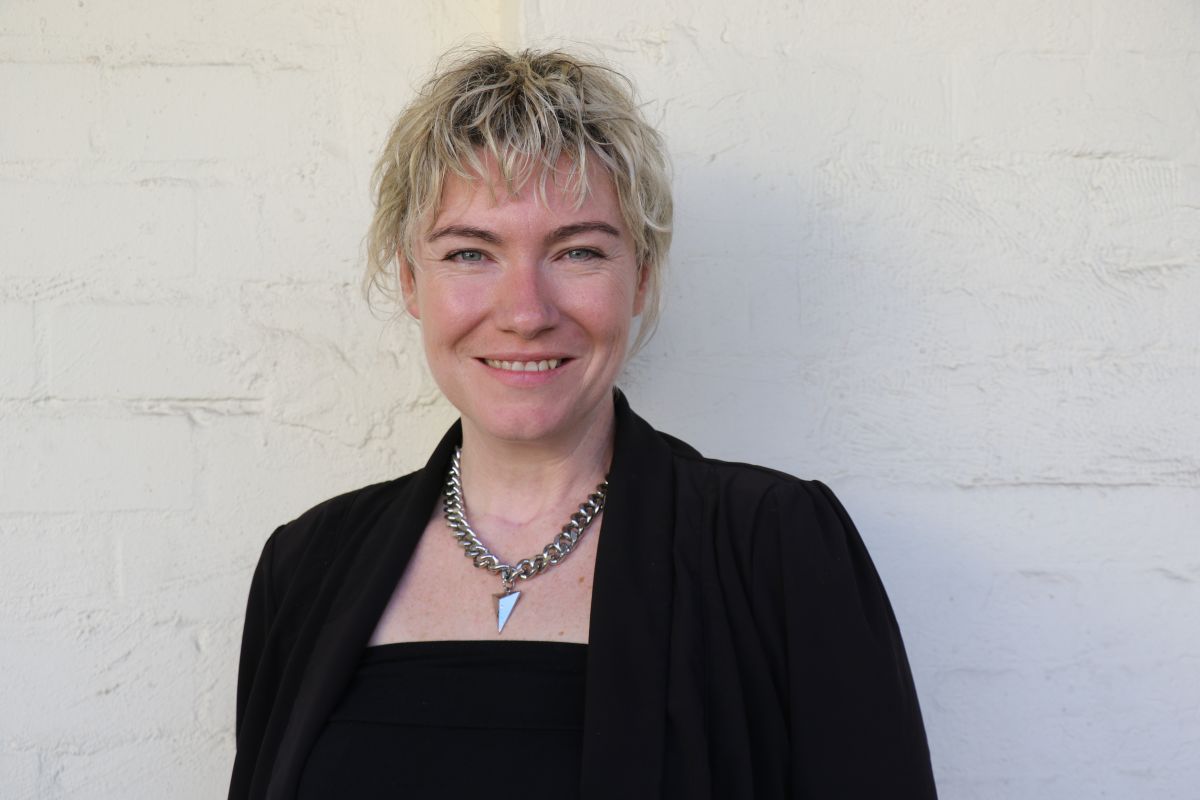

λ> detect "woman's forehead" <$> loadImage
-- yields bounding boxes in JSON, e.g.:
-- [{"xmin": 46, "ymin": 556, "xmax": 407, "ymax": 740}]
[{"xmin": 428, "ymin": 154, "xmax": 622, "ymax": 232}]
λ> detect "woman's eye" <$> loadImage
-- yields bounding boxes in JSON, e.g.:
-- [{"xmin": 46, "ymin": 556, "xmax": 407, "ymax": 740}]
[
  {"xmin": 565, "ymin": 248, "xmax": 601, "ymax": 261},
  {"xmin": 448, "ymin": 249, "xmax": 485, "ymax": 263}
]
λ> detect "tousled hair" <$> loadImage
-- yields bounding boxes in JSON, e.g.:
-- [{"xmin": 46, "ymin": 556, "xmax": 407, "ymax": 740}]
[{"xmin": 365, "ymin": 46, "xmax": 672, "ymax": 350}]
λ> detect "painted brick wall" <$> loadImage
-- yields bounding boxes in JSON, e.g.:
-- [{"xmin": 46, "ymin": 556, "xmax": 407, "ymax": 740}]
[
  {"xmin": 1, "ymin": 1, "xmax": 505, "ymax": 795},
  {"xmin": 2, "ymin": 2, "xmax": 1198, "ymax": 798},
  {"xmin": 533, "ymin": 4, "xmax": 1200, "ymax": 799}
]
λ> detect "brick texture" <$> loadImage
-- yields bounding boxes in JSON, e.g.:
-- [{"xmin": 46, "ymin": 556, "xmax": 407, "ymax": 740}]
[{"xmin": 2, "ymin": 2, "xmax": 1197, "ymax": 798}]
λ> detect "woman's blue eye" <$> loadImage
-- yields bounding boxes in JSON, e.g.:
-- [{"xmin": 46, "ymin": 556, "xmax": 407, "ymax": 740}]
[
  {"xmin": 451, "ymin": 250, "xmax": 484, "ymax": 263},
  {"xmin": 566, "ymin": 248, "xmax": 599, "ymax": 261}
]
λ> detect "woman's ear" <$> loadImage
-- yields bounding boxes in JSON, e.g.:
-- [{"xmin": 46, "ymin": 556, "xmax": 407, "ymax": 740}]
[
  {"xmin": 633, "ymin": 263, "xmax": 650, "ymax": 316},
  {"xmin": 398, "ymin": 254, "xmax": 421, "ymax": 320}
]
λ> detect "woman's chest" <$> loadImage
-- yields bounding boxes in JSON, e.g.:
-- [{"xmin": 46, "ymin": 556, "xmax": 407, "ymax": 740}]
[{"xmin": 367, "ymin": 513, "xmax": 600, "ymax": 644}]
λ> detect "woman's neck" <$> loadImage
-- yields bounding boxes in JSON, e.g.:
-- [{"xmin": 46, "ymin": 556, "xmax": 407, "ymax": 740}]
[{"xmin": 456, "ymin": 402, "xmax": 615, "ymax": 536}]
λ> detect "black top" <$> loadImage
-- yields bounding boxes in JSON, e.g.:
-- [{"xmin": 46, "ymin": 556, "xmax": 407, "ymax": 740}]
[
  {"xmin": 297, "ymin": 640, "xmax": 586, "ymax": 799},
  {"xmin": 232, "ymin": 390, "xmax": 938, "ymax": 799}
]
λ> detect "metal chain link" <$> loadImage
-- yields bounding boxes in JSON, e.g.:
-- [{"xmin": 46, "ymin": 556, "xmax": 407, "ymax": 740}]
[{"xmin": 443, "ymin": 446, "xmax": 608, "ymax": 591}]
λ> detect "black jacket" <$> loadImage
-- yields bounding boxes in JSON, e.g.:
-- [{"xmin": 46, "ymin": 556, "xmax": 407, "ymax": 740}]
[{"xmin": 231, "ymin": 391, "xmax": 938, "ymax": 799}]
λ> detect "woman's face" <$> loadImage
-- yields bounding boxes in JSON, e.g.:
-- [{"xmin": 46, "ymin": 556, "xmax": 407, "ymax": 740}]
[{"xmin": 401, "ymin": 156, "xmax": 645, "ymax": 449}]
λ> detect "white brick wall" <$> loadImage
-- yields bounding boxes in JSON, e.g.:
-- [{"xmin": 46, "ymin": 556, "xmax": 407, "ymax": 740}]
[
  {"xmin": 0, "ymin": 304, "xmax": 36, "ymax": 396},
  {"xmin": 1, "ymin": 3, "xmax": 498, "ymax": 797},
  {"xmin": 0, "ymin": 415, "xmax": 193, "ymax": 513},
  {"xmin": 0, "ymin": 181, "xmax": 196, "ymax": 279},
  {"xmin": 1, "ymin": 2, "xmax": 1197, "ymax": 798}
]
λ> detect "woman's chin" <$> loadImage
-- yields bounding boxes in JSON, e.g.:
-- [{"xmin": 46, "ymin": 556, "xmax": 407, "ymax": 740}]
[
  {"xmin": 459, "ymin": 393, "xmax": 615, "ymax": 450},
  {"xmin": 468, "ymin": 413, "xmax": 575, "ymax": 447}
]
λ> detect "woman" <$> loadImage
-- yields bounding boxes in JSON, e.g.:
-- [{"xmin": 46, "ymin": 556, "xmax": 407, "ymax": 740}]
[{"xmin": 231, "ymin": 47, "xmax": 937, "ymax": 799}]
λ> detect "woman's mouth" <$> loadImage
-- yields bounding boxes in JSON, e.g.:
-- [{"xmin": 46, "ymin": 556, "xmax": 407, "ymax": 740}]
[{"xmin": 482, "ymin": 358, "xmax": 566, "ymax": 373}]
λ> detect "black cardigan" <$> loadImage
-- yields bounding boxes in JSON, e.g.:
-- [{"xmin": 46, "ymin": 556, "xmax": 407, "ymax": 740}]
[{"xmin": 230, "ymin": 391, "xmax": 938, "ymax": 799}]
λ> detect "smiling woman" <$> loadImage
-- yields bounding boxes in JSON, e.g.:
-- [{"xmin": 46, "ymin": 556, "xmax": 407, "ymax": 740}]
[
  {"xmin": 401, "ymin": 156, "xmax": 643, "ymax": 451},
  {"xmin": 229, "ymin": 46, "xmax": 938, "ymax": 800}
]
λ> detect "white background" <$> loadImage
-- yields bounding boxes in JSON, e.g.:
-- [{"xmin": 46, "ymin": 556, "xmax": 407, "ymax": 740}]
[{"xmin": 2, "ymin": 1, "xmax": 1198, "ymax": 798}]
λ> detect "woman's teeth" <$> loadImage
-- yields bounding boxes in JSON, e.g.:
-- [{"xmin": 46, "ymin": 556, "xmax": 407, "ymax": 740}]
[{"xmin": 484, "ymin": 358, "xmax": 562, "ymax": 372}]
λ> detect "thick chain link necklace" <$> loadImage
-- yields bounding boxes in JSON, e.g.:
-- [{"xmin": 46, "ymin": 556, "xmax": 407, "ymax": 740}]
[{"xmin": 442, "ymin": 446, "xmax": 609, "ymax": 633}]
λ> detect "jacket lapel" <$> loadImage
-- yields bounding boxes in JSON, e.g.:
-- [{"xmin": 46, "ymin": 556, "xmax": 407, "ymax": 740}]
[
  {"xmin": 267, "ymin": 422, "xmax": 461, "ymax": 799},
  {"xmin": 580, "ymin": 390, "xmax": 676, "ymax": 798}
]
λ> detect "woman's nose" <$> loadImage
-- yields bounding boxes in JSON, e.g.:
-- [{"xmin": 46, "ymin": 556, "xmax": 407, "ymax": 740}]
[{"xmin": 493, "ymin": 261, "xmax": 559, "ymax": 337}]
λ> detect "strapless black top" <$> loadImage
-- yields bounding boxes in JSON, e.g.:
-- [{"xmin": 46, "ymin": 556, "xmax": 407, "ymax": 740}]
[{"xmin": 297, "ymin": 640, "xmax": 587, "ymax": 799}]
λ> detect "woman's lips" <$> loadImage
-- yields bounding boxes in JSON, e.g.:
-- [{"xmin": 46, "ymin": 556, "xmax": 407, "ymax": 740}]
[{"xmin": 481, "ymin": 358, "xmax": 566, "ymax": 373}]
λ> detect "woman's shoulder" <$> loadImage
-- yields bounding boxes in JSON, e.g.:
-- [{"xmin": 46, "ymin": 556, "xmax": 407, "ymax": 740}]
[
  {"xmin": 660, "ymin": 430, "xmax": 841, "ymax": 518},
  {"xmin": 652, "ymin": 428, "xmax": 868, "ymax": 581},
  {"xmin": 271, "ymin": 474, "xmax": 413, "ymax": 545},
  {"xmin": 252, "ymin": 472, "xmax": 421, "ymax": 603},
  {"xmin": 657, "ymin": 430, "xmax": 904, "ymax": 651}
]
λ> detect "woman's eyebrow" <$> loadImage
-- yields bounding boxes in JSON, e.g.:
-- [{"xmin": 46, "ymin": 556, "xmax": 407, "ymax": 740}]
[
  {"xmin": 427, "ymin": 221, "xmax": 621, "ymax": 245},
  {"xmin": 545, "ymin": 221, "xmax": 621, "ymax": 244},
  {"xmin": 427, "ymin": 225, "xmax": 502, "ymax": 243}
]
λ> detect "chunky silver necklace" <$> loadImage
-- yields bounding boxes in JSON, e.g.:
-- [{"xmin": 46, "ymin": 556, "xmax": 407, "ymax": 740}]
[{"xmin": 442, "ymin": 446, "xmax": 609, "ymax": 633}]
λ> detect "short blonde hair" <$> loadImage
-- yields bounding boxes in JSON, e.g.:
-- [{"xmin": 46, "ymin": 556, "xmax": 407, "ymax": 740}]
[{"xmin": 365, "ymin": 46, "xmax": 673, "ymax": 350}]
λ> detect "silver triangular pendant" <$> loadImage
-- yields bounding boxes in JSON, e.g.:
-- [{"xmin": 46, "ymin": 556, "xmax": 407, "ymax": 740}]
[{"xmin": 494, "ymin": 590, "xmax": 521, "ymax": 633}]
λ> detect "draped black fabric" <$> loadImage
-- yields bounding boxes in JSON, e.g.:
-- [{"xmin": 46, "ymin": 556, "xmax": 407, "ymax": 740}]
[{"xmin": 230, "ymin": 390, "xmax": 938, "ymax": 799}]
